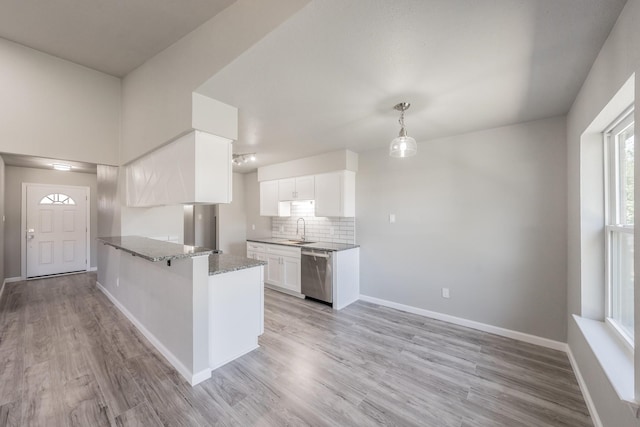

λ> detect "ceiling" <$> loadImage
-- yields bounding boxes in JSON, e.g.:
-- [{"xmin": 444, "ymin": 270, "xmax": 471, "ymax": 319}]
[
  {"xmin": 0, "ymin": 0, "xmax": 236, "ymax": 76},
  {"xmin": 0, "ymin": 0, "xmax": 627, "ymax": 171},
  {"xmin": 198, "ymin": 0, "xmax": 627, "ymax": 171},
  {"xmin": 1, "ymin": 153, "xmax": 97, "ymax": 174}
]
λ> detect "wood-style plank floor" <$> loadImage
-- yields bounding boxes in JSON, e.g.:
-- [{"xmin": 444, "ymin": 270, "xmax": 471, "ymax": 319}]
[{"xmin": 0, "ymin": 273, "xmax": 592, "ymax": 427}]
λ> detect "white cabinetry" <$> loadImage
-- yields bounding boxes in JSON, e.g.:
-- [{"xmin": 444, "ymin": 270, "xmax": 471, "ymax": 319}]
[
  {"xmin": 247, "ymin": 242, "xmax": 267, "ymax": 281},
  {"xmin": 260, "ymin": 181, "xmax": 291, "ymax": 217},
  {"xmin": 315, "ymin": 171, "xmax": 355, "ymax": 217},
  {"xmin": 259, "ymin": 171, "xmax": 354, "ymax": 217},
  {"xmin": 126, "ymin": 130, "xmax": 232, "ymax": 207},
  {"xmin": 247, "ymin": 242, "xmax": 301, "ymax": 294},
  {"xmin": 278, "ymin": 176, "xmax": 315, "ymax": 201}
]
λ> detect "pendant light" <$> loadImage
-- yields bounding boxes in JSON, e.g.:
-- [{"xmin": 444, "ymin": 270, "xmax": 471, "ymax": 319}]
[{"xmin": 389, "ymin": 102, "xmax": 417, "ymax": 158}]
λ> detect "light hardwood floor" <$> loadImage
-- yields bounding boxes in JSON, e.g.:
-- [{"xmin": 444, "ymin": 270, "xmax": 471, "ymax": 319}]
[{"xmin": 0, "ymin": 273, "xmax": 591, "ymax": 426}]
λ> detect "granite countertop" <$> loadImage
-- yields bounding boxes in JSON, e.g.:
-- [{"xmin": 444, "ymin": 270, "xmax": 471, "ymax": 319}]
[
  {"xmin": 247, "ymin": 237, "xmax": 359, "ymax": 252},
  {"xmin": 97, "ymin": 236, "xmax": 215, "ymax": 262},
  {"xmin": 209, "ymin": 253, "xmax": 266, "ymax": 276}
]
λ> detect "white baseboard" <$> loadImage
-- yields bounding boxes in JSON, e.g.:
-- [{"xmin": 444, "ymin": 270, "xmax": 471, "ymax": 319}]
[
  {"xmin": 210, "ymin": 343, "xmax": 259, "ymax": 371},
  {"xmin": 358, "ymin": 294, "xmax": 568, "ymax": 352},
  {"xmin": 567, "ymin": 347, "xmax": 602, "ymax": 427},
  {"xmin": 0, "ymin": 277, "xmax": 23, "ymax": 304},
  {"xmin": 191, "ymin": 368, "xmax": 213, "ymax": 385},
  {"xmin": 96, "ymin": 281, "xmax": 209, "ymax": 386},
  {"xmin": 265, "ymin": 283, "xmax": 305, "ymax": 299},
  {"xmin": 88, "ymin": 267, "xmax": 97, "ymax": 272}
]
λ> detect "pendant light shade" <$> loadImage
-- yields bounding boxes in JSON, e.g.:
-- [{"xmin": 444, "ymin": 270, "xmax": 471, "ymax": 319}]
[{"xmin": 389, "ymin": 102, "xmax": 417, "ymax": 158}]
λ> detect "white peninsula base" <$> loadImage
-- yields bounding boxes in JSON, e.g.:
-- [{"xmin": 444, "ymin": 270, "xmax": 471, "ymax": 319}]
[
  {"xmin": 97, "ymin": 237, "xmax": 265, "ymax": 386},
  {"xmin": 209, "ymin": 266, "xmax": 264, "ymax": 370}
]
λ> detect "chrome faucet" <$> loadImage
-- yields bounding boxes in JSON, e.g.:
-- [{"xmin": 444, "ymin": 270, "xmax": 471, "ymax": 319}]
[{"xmin": 296, "ymin": 217, "xmax": 306, "ymax": 241}]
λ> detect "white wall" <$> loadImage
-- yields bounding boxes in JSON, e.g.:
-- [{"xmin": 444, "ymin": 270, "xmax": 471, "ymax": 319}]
[
  {"xmin": 0, "ymin": 38, "xmax": 120, "ymax": 165},
  {"xmin": 120, "ymin": 0, "xmax": 309, "ymax": 164},
  {"xmin": 566, "ymin": 1, "xmax": 640, "ymax": 426},
  {"xmin": 3, "ymin": 166, "xmax": 98, "ymax": 278},
  {"xmin": 244, "ymin": 171, "xmax": 272, "ymax": 240},
  {"xmin": 257, "ymin": 149, "xmax": 358, "ymax": 181},
  {"xmin": 217, "ymin": 173, "xmax": 247, "ymax": 256},
  {"xmin": 120, "ymin": 205, "xmax": 185, "ymax": 243},
  {"xmin": 357, "ymin": 116, "xmax": 567, "ymax": 342}
]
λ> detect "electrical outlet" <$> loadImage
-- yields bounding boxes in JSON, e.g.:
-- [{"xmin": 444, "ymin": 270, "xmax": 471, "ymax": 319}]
[
  {"xmin": 442, "ymin": 288, "xmax": 450, "ymax": 299},
  {"xmin": 116, "ymin": 278, "xmax": 120, "ymax": 287}
]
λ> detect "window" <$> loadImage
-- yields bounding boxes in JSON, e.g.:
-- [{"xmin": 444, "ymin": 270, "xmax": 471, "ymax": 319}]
[
  {"xmin": 39, "ymin": 193, "xmax": 76, "ymax": 205},
  {"xmin": 605, "ymin": 107, "xmax": 634, "ymax": 346}
]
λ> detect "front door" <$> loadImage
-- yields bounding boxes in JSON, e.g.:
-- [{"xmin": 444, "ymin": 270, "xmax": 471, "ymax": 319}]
[{"xmin": 25, "ymin": 184, "xmax": 88, "ymax": 278}]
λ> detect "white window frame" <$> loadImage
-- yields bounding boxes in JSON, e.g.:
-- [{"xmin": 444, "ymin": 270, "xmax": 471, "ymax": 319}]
[{"xmin": 604, "ymin": 105, "xmax": 635, "ymax": 350}]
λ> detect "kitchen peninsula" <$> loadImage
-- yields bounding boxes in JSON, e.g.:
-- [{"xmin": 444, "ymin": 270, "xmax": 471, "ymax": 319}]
[{"xmin": 97, "ymin": 236, "xmax": 265, "ymax": 386}]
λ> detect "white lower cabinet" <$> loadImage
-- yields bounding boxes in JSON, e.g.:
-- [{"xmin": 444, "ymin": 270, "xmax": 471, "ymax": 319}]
[
  {"xmin": 266, "ymin": 254, "xmax": 283, "ymax": 284},
  {"xmin": 247, "ymin": 242, "xmax": 301, "ymax": 294},
  {"xmin": 280, "ymin": 256, "xmax": 301, "ymax": 292}
]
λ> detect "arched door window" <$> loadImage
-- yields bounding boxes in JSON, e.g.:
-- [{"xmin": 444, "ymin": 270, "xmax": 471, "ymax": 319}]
[{"xmin": 39, "ymin": 193, "xmax": 76, "ymax": 205}]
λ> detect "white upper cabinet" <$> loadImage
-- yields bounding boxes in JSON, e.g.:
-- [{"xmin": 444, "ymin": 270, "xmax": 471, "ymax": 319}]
[
  {"xmin": 278, "ymin": 179, "xmax": 296, "ymax": 201},
  {"xmin": 278, "ymin": 176, "xmax": 315, "ymax": 201},
  {"xmin": 260, "ymin": 181, "xmax": 279, "ymax": 216},
  {"xmin": 260, "ymin": 181, "xmax": 291, "ymax": 217},
  {"xmin": 295, "ymin": 176, "xmax": 315, "ymax": 200},
  {"xmin": 259, "ymin": 171, "xmax": 354, "ymax": 217},
  {"xmin": 126, "ymin": 130, "xmax": 232, "ymax": 207},
  {"xmin": 315, "ymin": 171, "xmax": 355, "ymax": 217}
]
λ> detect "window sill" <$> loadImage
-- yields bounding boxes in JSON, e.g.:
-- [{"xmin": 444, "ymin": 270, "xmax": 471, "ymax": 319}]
[{"xmin": 573, "ymin": 315, "xmax": 640, "ymax": 417}]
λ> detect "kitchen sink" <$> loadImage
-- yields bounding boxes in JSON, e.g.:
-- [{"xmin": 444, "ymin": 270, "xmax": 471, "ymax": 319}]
[{"xmin": 282, "ymin": 240, "xmax": 316, "ymax": 245}]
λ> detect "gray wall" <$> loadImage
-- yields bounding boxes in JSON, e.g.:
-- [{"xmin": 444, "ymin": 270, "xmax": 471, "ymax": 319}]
[
  {"xmin": 357, "ymin": 116, "xmax": 567, "ymax": 342},
  {"xmin": 4, "ymin": 166, "xmax": 98, "ymax": 278},
  {"xmin": 566, "ymin": 0, "xmax": 640, "ymax": 425},
  {"xmin": 97, "ymin": 165, "xmax": 121, "ymax": 238},
  {"xmin": 217, "ymin": 173, "xmax": 248, "ymax": 256},
  {"xmin": 97, "ymin": 165, "xmax": 121, "ymax": 290},
  {"xmin": 244, "ymin": 171, "xmax": 272, "ymax": 240}
]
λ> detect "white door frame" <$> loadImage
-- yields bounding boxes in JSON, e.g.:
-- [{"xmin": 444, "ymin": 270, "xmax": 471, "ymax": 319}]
[{"xmin": 21, "ymin": 183, "xmax": 91, "ymax": 279}]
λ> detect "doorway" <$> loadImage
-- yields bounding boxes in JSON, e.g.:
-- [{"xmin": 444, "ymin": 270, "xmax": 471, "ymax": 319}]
[{"xmin": 21, "ymin": 183, "xmax": 89, "ymax": 278}]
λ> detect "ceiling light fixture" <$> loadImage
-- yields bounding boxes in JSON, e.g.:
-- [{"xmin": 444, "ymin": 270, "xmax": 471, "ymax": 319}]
[
  {"xmin": 232, "ymin": 153, "xmax": 257, "ymax": 166},
  {"xmin": 52, "ymin": 163, "xmax": 72, "ymax": 171},
  {"xmin": 389, "ymin": 102, "xmax": 417, "ymax": 158}
]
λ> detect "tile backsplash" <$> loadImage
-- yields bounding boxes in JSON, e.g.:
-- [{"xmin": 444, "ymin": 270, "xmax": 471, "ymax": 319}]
[{"xmin": 271, "ymin": 201, "xmax": 355, "ymax": 244}]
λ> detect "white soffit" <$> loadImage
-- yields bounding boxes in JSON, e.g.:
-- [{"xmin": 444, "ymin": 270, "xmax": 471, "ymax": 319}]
[
  {"xmin": 198, "ymin": 0, "xmax": 627, "ymax": 168},
  {"xmin": 0, "ymin": 0, "xmax": 236, "ymax": 76}
]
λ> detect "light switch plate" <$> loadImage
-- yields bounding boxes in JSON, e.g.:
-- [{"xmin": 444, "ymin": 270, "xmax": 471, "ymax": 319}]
[{"xmin": 389, "ymin": 214, "xmax": 396, "ymax": 223}]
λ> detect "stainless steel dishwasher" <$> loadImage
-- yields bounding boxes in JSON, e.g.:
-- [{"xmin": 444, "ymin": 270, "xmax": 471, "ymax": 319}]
[{"xmin": 301, "ymin": 249, "xmax": 333, "ymax": 303}]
